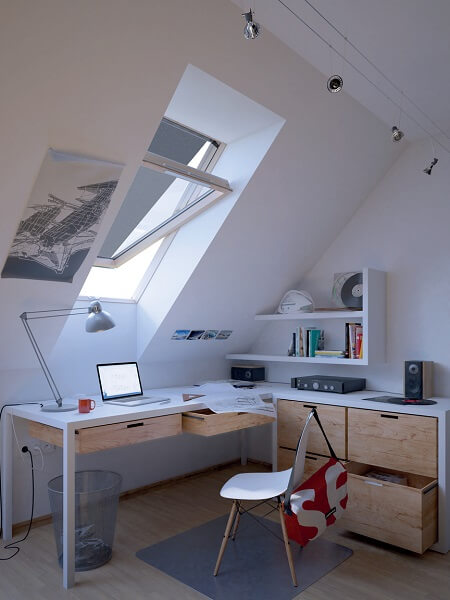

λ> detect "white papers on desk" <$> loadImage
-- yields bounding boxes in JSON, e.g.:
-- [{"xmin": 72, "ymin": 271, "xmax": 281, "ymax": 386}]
[
  {"xmin": 200, "ymin": 392, "xmax": 275, "ymax": 417},
  {"xmin": 205, "ymin": 395, "xmax": 275, "ymax": 416}
]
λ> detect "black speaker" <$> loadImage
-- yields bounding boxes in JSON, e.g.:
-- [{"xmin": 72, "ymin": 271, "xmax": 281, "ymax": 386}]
[
  {"xmin": 231, "ymin": 365, "xmax": 265, "ymax": 382},
  {"xmin": 404, "ymin": 361, "xmax": 433, "ymax": 399}
]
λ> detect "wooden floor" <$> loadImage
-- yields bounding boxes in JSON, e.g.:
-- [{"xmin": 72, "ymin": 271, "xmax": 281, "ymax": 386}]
[{"xmin": 1, "ymin": 462, "xmax": 449, "ymax": 599}]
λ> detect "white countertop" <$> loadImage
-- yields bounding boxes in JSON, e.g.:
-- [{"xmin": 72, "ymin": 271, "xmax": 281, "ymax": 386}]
[
  {"xmin": 257, "ymin": 383, "xmax": 450, "ymax": 416},
  {"xmin": 8, "ymin": 382, "xmax": 450, "ymax": 429}
]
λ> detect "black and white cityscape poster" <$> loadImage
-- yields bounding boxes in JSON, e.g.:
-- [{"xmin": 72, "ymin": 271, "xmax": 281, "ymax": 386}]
[{"xmin": 1, "ymin": 149, "xmax": 123, "ymax": 282}]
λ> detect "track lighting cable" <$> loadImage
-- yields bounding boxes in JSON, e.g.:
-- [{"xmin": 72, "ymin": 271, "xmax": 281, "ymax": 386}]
[
  {"xmin": 276, "ymin": 0, "xmax": 450, "ymax": 155},
  {"xmin": 301, "ymin": 0, "xmax": 450, "ymax": 145}
]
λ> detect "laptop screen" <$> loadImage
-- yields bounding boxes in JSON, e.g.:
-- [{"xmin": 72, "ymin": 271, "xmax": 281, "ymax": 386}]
[{"xmin": 97, "ymin": 362, "xmax": 143, "ymax": 400}]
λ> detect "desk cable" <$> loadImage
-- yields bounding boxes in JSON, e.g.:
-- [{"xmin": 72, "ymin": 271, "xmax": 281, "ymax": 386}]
[{"xmin": 0, "ymin": 403, "xmax": 40, "ymax": 560}]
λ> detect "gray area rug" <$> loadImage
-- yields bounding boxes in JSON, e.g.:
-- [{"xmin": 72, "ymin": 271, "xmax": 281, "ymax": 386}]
[{"xmin": 136, "ymin": 514, "xmax": 352, "ymax": 599}]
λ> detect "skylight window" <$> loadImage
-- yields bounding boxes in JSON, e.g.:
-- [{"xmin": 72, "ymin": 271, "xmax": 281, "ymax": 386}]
[{"xmin": 80, "ymin": 118, "xmax": 230, "ymax": 300}]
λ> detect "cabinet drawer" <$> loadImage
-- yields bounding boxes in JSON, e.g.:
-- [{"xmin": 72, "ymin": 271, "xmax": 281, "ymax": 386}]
[
  {"xmin": 182, "ymin": 409, "xmax": 274, "ymax": 436},
  {"xmin": 29, "ymin": 414, "xmax": 182, "ymax": 454},
  {"xmin": 277, "ymin": 447, "xmax": 331, "ymax": 481},
  {"xmin": 277, "ymin": 400, "xmax": 347, "ymax": 459},
  {"xmin": 341, "ymin": 462, "xmax": 437, "ymax": 553},
  {"xmin": 348, "ymin": 408, "xmax": 437, "ymax": 477}
]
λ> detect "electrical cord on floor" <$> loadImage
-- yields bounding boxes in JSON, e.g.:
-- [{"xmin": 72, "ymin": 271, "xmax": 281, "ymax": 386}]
[
  {"xmin": 0, "ymin": 447, "xmax": 35, "ymax": 560},
  {"xmin": 0, "ymin": 402, "xmax": 40, "ymax": 556}
]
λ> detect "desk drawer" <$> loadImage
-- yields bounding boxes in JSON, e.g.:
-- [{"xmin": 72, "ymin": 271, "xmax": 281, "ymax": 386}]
[
  {"xmin": 348, "ymin": 408, "xmax": 437, "ymax": 477},
  {"xmin": 341, "ymin": 462, "xmax": 437, "ymax": 553},
  {"xmin": 277, "ymin": 448, "xmax": 331, "ymax": 480},
  {"xmin": 182, "ymin": 409, "xmax": 274, "ymax": 436},
  {"xmin": 29, "ymin": 414, "xmax": 181, "ymax": 454},
  {"xmin": 277, "ymin": 400, "xmax": 347, "ymax": 459}
]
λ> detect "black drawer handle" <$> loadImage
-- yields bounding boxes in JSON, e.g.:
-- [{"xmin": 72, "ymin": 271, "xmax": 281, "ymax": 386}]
[
  {"xmin": 303, "ymin": 404, "xmax": 317, "ymax": 409},
  {"xmin": 127, "ymin": 422, "xmax": 144, "ymax": 428},
  {"xmin": 306, "ymin": 456, "xmax": 318, "ymax": 461},
  {"xmin": 380, "ymin": 414, "xmax": 398, "ymax": 419}
]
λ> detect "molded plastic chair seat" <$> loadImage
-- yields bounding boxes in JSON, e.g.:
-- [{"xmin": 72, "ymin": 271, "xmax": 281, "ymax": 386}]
[
  {"xmin": 220, "ymin": 468, "xmax": 292, "ymax": 500},
  {"xmin": 214, "ymin": 410, "xmax": 316, "ymax": 587}
]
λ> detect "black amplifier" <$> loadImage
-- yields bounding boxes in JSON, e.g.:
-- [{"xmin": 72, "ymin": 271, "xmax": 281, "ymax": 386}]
[{"xmin": 291, "ymin": 375, "xmax": 366, "ymax": 394}]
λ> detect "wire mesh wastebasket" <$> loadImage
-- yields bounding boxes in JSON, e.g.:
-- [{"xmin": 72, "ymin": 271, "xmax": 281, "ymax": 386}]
[{"xmin": 48, "ymin": 470, "xmax": 122, "ymax": 571}]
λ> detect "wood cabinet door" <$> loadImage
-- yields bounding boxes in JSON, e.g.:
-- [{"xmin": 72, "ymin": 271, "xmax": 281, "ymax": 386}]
[
  {"xmin": 347, "ymin": 408, "xmax": 438, "ymax": 478},
  {"xmin": 277, "ymin": 399, "xmax": 347, "ymax": 459}
]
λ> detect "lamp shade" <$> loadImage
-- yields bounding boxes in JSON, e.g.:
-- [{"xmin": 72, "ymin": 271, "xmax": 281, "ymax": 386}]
[{"xmin": 85, "ymin": 301, "xmax": 115, "ymax": 333}]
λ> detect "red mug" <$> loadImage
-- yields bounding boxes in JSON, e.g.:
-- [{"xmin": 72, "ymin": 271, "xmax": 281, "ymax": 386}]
[{"xmin": 78, "ymin": 398, "xmax": 96, "ymax": 413}]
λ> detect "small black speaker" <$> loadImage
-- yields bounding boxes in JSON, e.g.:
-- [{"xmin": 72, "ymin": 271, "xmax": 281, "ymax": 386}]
[
  {"xmin": 231, "ymin": 365, "xmax": 265, "ymax": 382},
  {"xmin": 404, "ymin": 361, "xmax": 433, "ymax": 399}
]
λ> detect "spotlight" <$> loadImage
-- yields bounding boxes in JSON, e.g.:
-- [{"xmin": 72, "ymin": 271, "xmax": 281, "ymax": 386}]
[
  {"xmin": 391, "ymin": 126, "xmax": 404, "ymax": 142},
  {"xmin": 423, "ymin": 157, "xmax": 438, "ymax": 175},
  {"xmin": 327, "ymin": 75, "xmax": 343, "ymax": 93},
  {"xmin": 242, "ymin": 9, "xmax": 261, "ymax": 40}
]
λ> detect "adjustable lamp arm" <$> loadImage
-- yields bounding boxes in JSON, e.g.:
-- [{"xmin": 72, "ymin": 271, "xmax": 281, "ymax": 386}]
[{"xmin": 19, "ymin": 301, "xmax": 115, "ymax": 412}]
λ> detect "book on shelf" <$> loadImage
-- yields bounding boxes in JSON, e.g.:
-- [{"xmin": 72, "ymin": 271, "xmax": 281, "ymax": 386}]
[
  {"xmin": 315, "ymin": 350, "xmax": 346, "ymax": 357},
  {"xmin": 346, "ymin": 322, "xmax": 363, "ymax": 359},
  {"xmin": 288, "ymin": 327, "xmax": 324, "ymax": 357}
]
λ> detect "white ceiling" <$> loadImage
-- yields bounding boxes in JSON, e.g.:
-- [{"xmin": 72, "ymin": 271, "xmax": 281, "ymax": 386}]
[{"xmin": 233, "ymin": 0, "xmax": 450, "ymax": 146}]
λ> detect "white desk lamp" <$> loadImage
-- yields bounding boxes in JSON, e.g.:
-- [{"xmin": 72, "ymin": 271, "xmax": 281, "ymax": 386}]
[{"xmin": 20, "ymin": 300, "xmax": 115, "ymax": 412}]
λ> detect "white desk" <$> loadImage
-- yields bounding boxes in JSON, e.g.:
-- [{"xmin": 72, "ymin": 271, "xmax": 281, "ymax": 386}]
[
  {"xmin": 1, "ymin": 387, "xmax": 244, "ymax": 588},
  {"xmin": 2, "ymin": 383, "xmax": 449, "ymax": 588}
]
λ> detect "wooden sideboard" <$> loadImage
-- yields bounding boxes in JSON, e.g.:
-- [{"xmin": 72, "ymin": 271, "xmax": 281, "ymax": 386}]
[{"xmin": 277, "ymin": 399, "xmax": 438, "ymax": 553}]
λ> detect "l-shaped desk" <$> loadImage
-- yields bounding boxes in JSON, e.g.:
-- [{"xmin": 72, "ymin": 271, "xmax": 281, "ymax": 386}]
[{"xmin": 2, "ymin": 383, "xmax": 450, "ymax": 589}]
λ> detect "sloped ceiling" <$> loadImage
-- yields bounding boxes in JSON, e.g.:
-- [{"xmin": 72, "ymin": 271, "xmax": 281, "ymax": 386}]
[
  {"xmin": 233, "ymin": 0, "xmax": 450, "ymax": 143},
  {"xmin": 0, "ymin": 0, "xmax": 401, "ymax": 373}
]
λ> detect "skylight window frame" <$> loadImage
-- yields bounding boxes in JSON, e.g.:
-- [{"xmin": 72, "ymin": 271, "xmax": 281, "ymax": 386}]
[{"xmin": 93, "ymin": 147, "xmax": 230, "ymax": 269}]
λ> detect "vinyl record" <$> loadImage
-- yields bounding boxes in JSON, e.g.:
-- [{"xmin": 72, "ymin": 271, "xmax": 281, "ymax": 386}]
[
  {"xmin": 341, "ymin": 272, "xmax": 363, "ymax": 308},
  {"xmin": 388, "ymin": 398, "xmax": 437, "ymax": 406}
]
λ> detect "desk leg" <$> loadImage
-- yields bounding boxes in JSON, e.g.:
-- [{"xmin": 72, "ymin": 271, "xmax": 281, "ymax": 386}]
[
  {"xmin": 239, "ymin": 429, "xmax": 248, "ymax": 466},
  {"xmin": 62, "ymin": 425, "xmax": 76, "ymax": 589},
  {"xmin": 1, "ymin": 410, "xmax": 13, "ymax": 541}
]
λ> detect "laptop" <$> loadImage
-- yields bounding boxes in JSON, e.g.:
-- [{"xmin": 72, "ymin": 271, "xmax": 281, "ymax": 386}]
[{"xmin": 97, "ymin": 362, "xmax": 169, "ymax": 406}]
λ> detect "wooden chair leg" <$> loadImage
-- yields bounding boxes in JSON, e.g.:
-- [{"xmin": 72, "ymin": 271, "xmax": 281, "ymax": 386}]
[
  {"xmin": 214, "ymin": 500, "xmax": 238, "ymax": 576},
  {"xmin": 279, "ymin": 503, "xmax": 298, "ymax": 587},
  {"xmin": 231, "ymin": 502, "xmax": 241, "ymax": 540}
]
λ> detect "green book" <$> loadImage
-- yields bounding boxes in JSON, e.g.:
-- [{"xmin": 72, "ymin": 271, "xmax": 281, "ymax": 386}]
[{"xmin": 309, "ymin": 329, "xmax": 321, "ymax": 357}]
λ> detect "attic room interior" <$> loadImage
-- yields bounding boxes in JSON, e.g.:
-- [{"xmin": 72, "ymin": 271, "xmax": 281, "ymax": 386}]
[{"xmin": 0, "ymin": 1, "xmax": 449, "ymax": 598}]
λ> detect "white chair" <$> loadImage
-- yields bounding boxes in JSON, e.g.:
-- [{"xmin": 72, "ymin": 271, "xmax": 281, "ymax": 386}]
[{"xmin": 213, "ymin": 409, "xmax": 315, "ymax": 587}]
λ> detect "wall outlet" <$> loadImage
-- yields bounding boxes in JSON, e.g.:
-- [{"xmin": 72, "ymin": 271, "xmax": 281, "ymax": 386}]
[
  {"xmin": 41, "ymin": 442, "xmax": 56, "ymax": 454},
  {"xmin": 21, "ymin": 438, "xmax": 56, "ymax": 455}
]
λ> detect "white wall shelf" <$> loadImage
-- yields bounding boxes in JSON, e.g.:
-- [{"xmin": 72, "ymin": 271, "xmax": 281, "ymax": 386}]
[
  {"xmin": 225, "ymin": 353, "xmax": 367, "ymax": 365},
  {"xmin": 255, "ymin": 310, "xmax": 363, "ymax": 321},
  {"xmin": 227, "ymin": 268, "xmax": 386, "ymax": 367}
]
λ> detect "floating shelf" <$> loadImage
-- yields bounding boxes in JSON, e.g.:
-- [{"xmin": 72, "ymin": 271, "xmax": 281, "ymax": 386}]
[
  {"xmin": 255, "ymin": 311, "xmax": 364, "ymax": 321},
  {"xmin": 226, "ymin": 353, "xmax": 368, "ymax": 365},
  {"xmin": 227, "ymin": 268, "xmax": 385, "ymax": 367}
]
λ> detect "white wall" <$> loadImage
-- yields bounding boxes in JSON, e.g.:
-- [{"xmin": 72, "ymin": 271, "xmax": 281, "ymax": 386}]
[
  {"xmin": 1, "ymin": 0, "xmax": 403, "ymax": 522},
  {"xmin": 261, "ymin": 140, "xmax": 450, "ymax": 396}
]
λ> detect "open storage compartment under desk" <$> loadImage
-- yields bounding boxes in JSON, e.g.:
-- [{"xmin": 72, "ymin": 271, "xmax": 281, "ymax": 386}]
[
  {"xmin": 182, "ymin": 409, "xmax": 275, "ymax": 436},
  {"xmin": 341, "ymin": 462, "xmax": 437, "ymax": 553}
]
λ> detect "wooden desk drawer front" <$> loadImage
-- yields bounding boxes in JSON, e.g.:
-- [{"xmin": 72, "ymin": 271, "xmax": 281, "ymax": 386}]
[
  {"xmin": 28, "ymin": 414, "xmax": 182, "ymax": 454},
  {"xmin": 277, "ymin": 400, "xmax": 347, "ymax": 459},
  {"xmin": 182, "ymin": 409, "xmax": 274, "ymax": 437},
  {"xmin": 341, "ymin": 462, "xmax": 437, "ymax": 553},
  {"xmin": 347, "ymin": 408, "xmax": 437, "ymax": 477}
]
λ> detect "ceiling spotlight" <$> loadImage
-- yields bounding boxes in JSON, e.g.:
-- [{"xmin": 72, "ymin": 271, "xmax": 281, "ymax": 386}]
[
  {"xmin": 327, "ymin": 75, "xmax": 343, "ymax": 93},
  {"xmin": 423, "ymin": 157, "xmax": 438, "ymax": 175},
  {"xmin": 391, "ymin": 125, "xmax": 404, "ymax": 142},
  {"xmin": 242, "ymin": 9, "xmax": 261, "ymax": 40}
]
